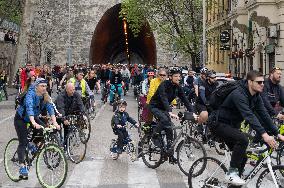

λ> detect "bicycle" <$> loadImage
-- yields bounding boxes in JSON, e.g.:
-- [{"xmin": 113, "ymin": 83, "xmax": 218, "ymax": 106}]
[
  {"xmin": 140, "ymin": 112, "xmax": 206, "ymax": 176},
  {"xmin": 56, "ymin": 115, "xmax": 87, "ymax": 164},
  {"xmin": 111, "ymin": 84, "xmax": 122, "ymax": 112},
  {"xmin": 0, "ymin": 84, "xmax": 5, "ymax": 102},
  {"xmin": 84, "ymin": 96, "xmax": 97, "ymax": 120},
  {"xmin": 188, "ymin": 139, "xmax": 284, "ymax": 188},
  {"xmin": 4, "ymin": 125, "xmax": 68, "ymax": 188},
  {"xmin": 189, "ymin": 121, "xmax": 226, "ymax": 156},
  {"xmin": 109, "ymin": 124, "xmax": 137, "ymax": 162},
  {"xmin": 102, "ymin": 82, "xmax": 110, "ymax": 104}
]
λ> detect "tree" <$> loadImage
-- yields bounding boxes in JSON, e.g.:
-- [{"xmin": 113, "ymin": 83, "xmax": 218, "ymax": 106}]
[
  {"xmin": 0, "ymin": 0, "xmax": 24, "ymax": 24},
  {"xmin": 120, "ymin": 0, "xmax": 203, "ymax": 69}
]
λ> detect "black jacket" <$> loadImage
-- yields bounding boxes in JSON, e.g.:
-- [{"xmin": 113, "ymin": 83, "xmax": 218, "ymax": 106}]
[
  {"xmin": 55, "ymin": 91, "xmax": 85, "ymax": 116},
  {"xmin": 217, "ymin": 80, "xmax": 278, "ymax": 136},
  {"xmin": 261, "ymin": 78, "xmax": 284, "ymax": 116},
  {"xmin": 111, "ymin": 111, "xmax": 137, "ymax": 129},
  {"xmin": 149, "ymin": 80, "xmax": 193, "ymax": 112},
  {"xmin": 110, "ymin": 72, "xmax": 123, "ymax": 85}
]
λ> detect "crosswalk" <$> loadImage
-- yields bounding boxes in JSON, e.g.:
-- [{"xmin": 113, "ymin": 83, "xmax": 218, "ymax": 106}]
[{"xmin": 0, "ymin": 155, "xmax": 189, "ymax": 188}]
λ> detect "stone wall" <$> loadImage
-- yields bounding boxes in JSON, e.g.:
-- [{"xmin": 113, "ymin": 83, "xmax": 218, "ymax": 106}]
[
  {"xmin": 16, "ymin": 0, "xmax": 189, "ymax": 70},
  {"xmin": 0, "ymin": 41, "xmax": 17, "ymax": 84}
]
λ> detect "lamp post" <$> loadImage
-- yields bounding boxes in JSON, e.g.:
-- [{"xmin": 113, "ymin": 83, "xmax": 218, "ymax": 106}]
[
  {"xmin": 67, "ymin": 0, "xmax": 72, "ymax": 66},
  {"xmin": 202, "ymin": 0, "xmax": 206, "ymax": 66}
]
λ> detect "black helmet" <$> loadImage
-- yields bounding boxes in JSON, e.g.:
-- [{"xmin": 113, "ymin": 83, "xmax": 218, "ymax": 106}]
[
  {"xmin": 117, "ymin": 100, "xmax": 127, "ymax": 107},
  {"xmin": 207, "ymin": 70, "xmax": 216, "ymax": 78},
  {"xmin": 168, "ymin": 67, "xmax": 181, "ymax": 76}
]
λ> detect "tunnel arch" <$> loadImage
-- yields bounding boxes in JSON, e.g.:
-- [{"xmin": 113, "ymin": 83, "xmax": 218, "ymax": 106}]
[{"xmin": 89, "ymin": 4, "xmax": 157, "ymax": 66}]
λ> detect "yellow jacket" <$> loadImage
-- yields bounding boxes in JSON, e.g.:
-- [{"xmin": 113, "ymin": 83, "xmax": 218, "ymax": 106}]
[{"xmin": 146, "ymin": 78, "xmax": 177, "ymax": 105}]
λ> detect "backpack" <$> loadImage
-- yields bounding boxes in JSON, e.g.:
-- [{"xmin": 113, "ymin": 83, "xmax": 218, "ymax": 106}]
[
  {"xmin": 15, "ymin": 91, "xmax": 27, "ymax": 109},
  {"xmin": 209, "ymin": 81, "xmax": 239, "ymax": 110}
]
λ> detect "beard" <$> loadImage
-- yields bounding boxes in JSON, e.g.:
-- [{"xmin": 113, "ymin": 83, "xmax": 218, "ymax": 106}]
[{"xmin": 273, "ymin": 77, "xmax": 281, "ymax": 84}]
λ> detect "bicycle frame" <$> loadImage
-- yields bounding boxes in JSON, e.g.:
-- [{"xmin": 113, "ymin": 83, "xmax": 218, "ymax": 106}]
[{"xmin": 204, "ymin": 145, "xmax": 279, "ymax": 187}]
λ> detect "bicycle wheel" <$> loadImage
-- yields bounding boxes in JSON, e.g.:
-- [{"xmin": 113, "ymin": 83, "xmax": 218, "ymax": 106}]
[
  {"xmin": 4, "ymin": 138, "xmax": 21, "ymax": 182},
  {"xmin": 276, "ymin": 142, "xmax": 284, "ymax": 165},
  {"xmin": 80, "ymin": 115, "xmax": 91, "ymax": 144},
  {"xmin": 141, "ymin": 134, "xmax": 163, "ymax": 169},
  {"xmin": 176, "ymin": 136, "xmax": 207, "ymax": 176},
  {"xmin": 67, "ymin": 128, "xmax": 87, "ymax": 164},
  {"xmin": 188, "ymin": 157, "xmax": 228, "ymax": 188},
  {"xmin": 214, "ymin": 141, "xmax": 226, "ymax": 156},
  {"xmin": 110, "ymin": 139, "xmax": 119, "ymax": 160},
  {"xmin": 256, "ymin": 165, "xmax": 284, "ymax": 188},
  {"xmin": 36, "ymin": 144, "xmax": 67, "ymax": 188}
]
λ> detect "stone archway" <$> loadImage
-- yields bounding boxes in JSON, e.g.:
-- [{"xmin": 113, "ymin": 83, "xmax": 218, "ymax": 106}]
[{"xmin": 90, "ymin": 4, "xmax": 156, "ymax": 66}]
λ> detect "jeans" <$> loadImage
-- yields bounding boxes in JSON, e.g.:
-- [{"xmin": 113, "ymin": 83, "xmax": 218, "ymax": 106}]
[
  {"xmin": 149, "ymin": 107, "xmax": 174, "ymax": 153},
  {"xmin": 109, "ymin": 84, "xmax": 122, "ymax": 103},
  {"xmin": 122, "ymin": 77, "xmax": 129, "ymax": 91},
  {"xmin": 113, "ymin": 128, "xmax": 129, "ymax": 149},
  {"xmin": 14, "ymin": 114, "xmax": 45, "ymax": 164},
  {"xmin": 211, "ymin": 123, "xmax": 249, "ymax": 173}
]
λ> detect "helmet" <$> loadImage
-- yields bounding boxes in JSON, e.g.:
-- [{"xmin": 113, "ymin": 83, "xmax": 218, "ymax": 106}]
[
  {"xmin": 200, "ymin": 67, "xmax": 208, "ymax": 74},
  {"xmin": 207, "ymin": 70, "xmax": 216, "ymax": 78},
  {"xmin": 117, "ymin": 100, "xmax": 127, "ymax": 107},
  {"xmin": 168, "ymin": 67, "xmax": 181, "ymax": 76},
  {"xmin": 147, "ymin": 71, "xmax": 155, "ymax": 76}
]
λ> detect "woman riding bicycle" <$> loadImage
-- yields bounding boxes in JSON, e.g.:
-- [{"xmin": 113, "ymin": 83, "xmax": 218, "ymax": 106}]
[{"xmin": 14, "ymin": 78, "xmax": 60, "ymax": 179}]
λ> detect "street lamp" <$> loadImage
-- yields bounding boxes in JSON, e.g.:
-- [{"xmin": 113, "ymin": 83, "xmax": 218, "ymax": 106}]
[{"xmin": 202, "ymin": 0, "xmax": 206, "ymax": 66}]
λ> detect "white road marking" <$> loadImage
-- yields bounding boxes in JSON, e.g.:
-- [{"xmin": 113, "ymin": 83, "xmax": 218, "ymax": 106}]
[
  {"xmin": 66, "ymin": 160, "xmax": 104, "ymax": 187},
  {"xmin": 0, "ymin": 115, "xmax": 14, "ymax": 124},
  {"xmin": 128, "ymin": 159, "xmax": 160, "ymax": 188}
]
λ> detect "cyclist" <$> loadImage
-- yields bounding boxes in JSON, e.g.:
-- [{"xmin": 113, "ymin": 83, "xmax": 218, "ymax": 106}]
[
  {"xmin": 109, "ymin": 66, "xmax": 123, "ymax": 105},
  {"xmin": 14, "ymin": 78, "xmax": 60, "ymax": 179},
  {"xmin": 183, "ymin": 70, "xmax": 196, "ymax": 102},
  {"xmin": 261, "ymin": 67, "xmax": 284, "ymax": 119},
  {"xmin": 140, "ymin": 71, "xmax": 155, "ymax": 124},
  {"xmin": 55, "ymin": 82, "xmax": 85, "ymax": 148},
  {"xmin": 146, "ymin": 68, "xmax": 168, "ymax": 104},
  {"xmin": 111, "ymin": 100, "xmax": 139, "ymax": 154},
  {"xmin": 208, "ymin": 70, "xmax": 284, "ymax": 186},
  {"xmin": 86, "ymin": 69, "xmax": 100, "ymax": 94},
  {"xmin": 69, "ymin": 69, "xmax": 94, "ymax": 105},
  {"xmin": 194, "ymin": 67, "xmax": 208, "ymax": 124},
  {"xmin": 148, "ymin": 67, "xmax": 194, "ymax": 164},
  {"xmin": 0, "ymin": 69, "xmax": 8, "ymax": 100},
  {"xmin": 195, "ymin": 70, "xmax": 218, "ymax": 124},
  {"xmin": 99, "ymin": 64, "xmax": 111, "ymax": 102},
  {"xmin": 121, "ymin": 65, "xmax": 131, "ymax": 94}
]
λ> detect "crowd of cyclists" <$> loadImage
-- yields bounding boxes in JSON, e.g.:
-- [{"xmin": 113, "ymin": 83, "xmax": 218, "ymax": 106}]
[{"xmin": 3, "ymin": 61, "xmax": 284, "ymax": 187}]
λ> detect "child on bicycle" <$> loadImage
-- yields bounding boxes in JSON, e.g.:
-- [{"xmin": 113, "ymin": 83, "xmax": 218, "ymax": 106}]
[{"xmin": 111, "ymin": 100, "xmax": 139, "ymax": 154}]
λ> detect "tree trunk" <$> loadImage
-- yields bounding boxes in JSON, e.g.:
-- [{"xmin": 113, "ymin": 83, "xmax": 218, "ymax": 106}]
[{"xmin": 191, "ymin": 52, "xmax": 197, "ymax": 70}]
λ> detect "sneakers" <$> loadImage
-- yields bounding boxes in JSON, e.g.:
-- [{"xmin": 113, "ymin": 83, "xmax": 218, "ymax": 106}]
[
  {"xmin": 168, "ymin": 156, "xmax": 178, "ymax": 165},
  {"xmin": 19, "ymin": 166, "xmax": 29, "ymax": 180},
  {"xmin": 225, "ymin": 168, "xmax": 246, "ymax": 186}
]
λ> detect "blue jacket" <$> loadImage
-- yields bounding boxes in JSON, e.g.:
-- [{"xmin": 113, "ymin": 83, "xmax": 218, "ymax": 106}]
[{"xmin": 16, "ymin": 84, "xmax": 55, "ymax": 122}]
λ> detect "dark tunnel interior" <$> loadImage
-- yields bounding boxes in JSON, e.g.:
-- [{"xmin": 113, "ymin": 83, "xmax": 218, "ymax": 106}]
[{"xmin": 90, "ymin": 4, "xmax": 157, "ymax": 66}]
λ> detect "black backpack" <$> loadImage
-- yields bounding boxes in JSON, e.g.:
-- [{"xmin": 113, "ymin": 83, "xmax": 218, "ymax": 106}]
[
  {"xmin": 15, "ymin": 91, "xmax": 27, "ymax": 109},
  {"xmin": 209, "ymin": 81, "xmax": 239, "ymax": 110}
]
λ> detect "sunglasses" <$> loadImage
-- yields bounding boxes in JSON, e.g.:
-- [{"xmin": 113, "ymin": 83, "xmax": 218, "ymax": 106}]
[
  {"xmin": 159, "ymin": 74, "xmax": 166, "ymax": 77},
  {"xmin": 209, "ymin": 77, "xmax": 216, "ymax": 79},
  {"xmin": 253, "ymin": 80, "xmax": 264, "ymax": 85}
]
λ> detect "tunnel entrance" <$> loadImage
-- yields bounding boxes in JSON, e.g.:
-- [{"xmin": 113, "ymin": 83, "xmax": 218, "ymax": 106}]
[{"xmin": 90, "ymin": 4, "xmax": 157, "ymax": 66}]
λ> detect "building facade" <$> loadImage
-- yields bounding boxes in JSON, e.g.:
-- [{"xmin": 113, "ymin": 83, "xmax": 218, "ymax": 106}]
[
  {"xmin": 206, "ymin": 0, "xmax": 284, "ymax": 78},
  {"xmin": 15, "ymin": 0, "xmax": 189, "ymax": 70}
]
